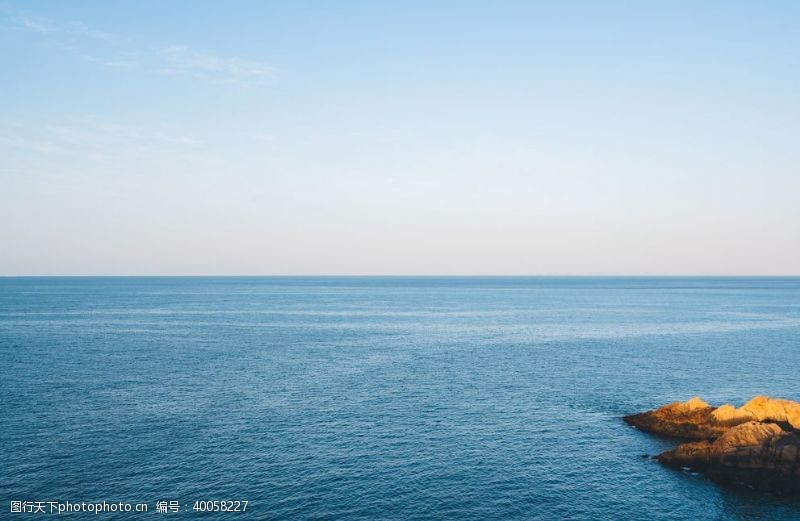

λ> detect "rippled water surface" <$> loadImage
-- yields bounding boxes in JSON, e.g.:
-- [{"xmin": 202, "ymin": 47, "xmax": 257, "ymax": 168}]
[{"xmin": 1, "ymin": 277, "xmax": 799, "ymax": 519}]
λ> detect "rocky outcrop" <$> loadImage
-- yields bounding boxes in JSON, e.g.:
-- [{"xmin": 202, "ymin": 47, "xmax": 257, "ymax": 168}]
[
  {"xmin": 708, "ymin": 396, "xmax": 800, "ymax": 430},
  {"xmin": 658, "ymin": 421, "xmax": 800, "ymax": 492},
  {"xmin": 626, "ymin": 396, "xmax": 800, "ymax": 494},
  {"xmin": 710, "ymin": 404, "xmax": 756, "ymax": 426},
  {"xmin": 738, "ymin": 396, "xmax": 800, "ymax": 430},
  {"xmin": 623, "ymin": 397, "xmax": 728, "ymax": 440}
]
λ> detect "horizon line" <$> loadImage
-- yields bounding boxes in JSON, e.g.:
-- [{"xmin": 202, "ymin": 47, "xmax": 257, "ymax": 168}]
[{"xmin": 2, "ymin": 274, "xmax": 800, "ymax": 278}]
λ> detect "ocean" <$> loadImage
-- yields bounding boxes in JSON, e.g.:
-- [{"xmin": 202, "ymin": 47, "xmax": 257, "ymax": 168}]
[{"xmin": 1, "ymin": 277, "xmax": 799, "ymax": 520}]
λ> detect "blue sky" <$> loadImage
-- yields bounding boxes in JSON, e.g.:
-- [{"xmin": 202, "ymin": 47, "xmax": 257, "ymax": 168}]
[{"xmin": 2, "ymin": 1, "xmax": 799, "ymax": 275}]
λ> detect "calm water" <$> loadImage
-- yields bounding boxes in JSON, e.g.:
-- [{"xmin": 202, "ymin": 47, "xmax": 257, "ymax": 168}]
[{"xmin": 1, "ymin": 277, "xmax": 799, "ymax": 520}]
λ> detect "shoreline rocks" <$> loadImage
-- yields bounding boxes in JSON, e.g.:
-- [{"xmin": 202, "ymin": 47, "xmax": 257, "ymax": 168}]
[
  {"xmin": 625, "ymin": 396, "xmax": 800, "ymax": 494},
  {"xmin": 624, "ymin": 396, "xmax": 726, "ymax": 440}
]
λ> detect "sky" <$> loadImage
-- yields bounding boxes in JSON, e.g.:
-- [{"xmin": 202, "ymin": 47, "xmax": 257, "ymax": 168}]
[{"xmin": 1, "ymin": 1, "xmax": 799, "ymax": 275}]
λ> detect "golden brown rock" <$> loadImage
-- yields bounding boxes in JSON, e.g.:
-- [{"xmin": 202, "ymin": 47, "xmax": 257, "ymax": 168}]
[
  {"xmin": 740, "ymin": 396, "xmax": 800, "ymax": 430},
  {"xmin": 623, "ymin": 397, "xmax": 727, "ymax": 440},
  {"xmin": 656, "ymin": 440, "xmax": 712, "ymax": 467},
  {"xmin": 627, "ymin": 397, "xmax": 800, "ymax": 495},
  {"xmin": 656, "ymin": 421, "xmax": 800, "ymax": 493},
  {"xmin": 709, "ymin": 404, "xmax": 753, "ymax": 425},
  {"xmin": 714, "ymin": 420, "xmax": 783, "ymax": 451}
]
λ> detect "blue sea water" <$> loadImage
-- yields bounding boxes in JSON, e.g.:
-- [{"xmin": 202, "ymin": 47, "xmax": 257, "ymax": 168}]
[{"xmin": 1, "ymin": 277, "xmax": 799, "ymax": 520}]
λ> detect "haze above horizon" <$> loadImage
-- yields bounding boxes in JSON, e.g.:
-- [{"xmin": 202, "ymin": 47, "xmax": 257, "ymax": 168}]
[{"xmin": 2, "ymin": 1, "xmax": 799, "ymax": 276}]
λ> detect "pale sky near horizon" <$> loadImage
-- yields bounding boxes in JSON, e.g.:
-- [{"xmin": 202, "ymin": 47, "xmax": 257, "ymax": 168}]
[{"xmin": 1, "ymin": 1, "xmax": 799, "ymax": 275}]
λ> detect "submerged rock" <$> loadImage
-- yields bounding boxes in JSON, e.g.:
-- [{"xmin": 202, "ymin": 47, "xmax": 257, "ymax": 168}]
[{"xmin": 626, "ymin": 396, "xmax": 800, "ymax": 494}]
